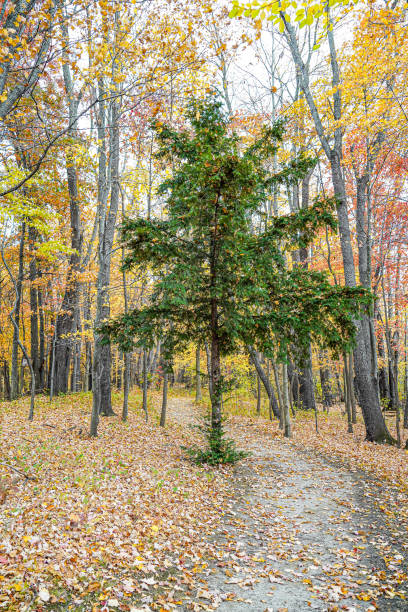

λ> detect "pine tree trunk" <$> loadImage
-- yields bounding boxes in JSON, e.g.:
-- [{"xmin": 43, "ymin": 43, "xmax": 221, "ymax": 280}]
[
  {"xmin": 210, "ymin": 315, "xmax": 222, "ymax": 434},
  {"xmin": 204, "ymin": 341, "xmax": 212, "ymax": 398}
]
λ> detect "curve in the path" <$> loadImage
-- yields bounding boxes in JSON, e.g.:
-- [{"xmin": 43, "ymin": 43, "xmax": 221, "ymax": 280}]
[{"xmin": 165, "ymin": 397, "xmax": 408, "ymax": 612}]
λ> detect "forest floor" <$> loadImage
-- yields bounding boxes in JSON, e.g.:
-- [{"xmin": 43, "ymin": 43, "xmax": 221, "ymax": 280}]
[{"xmin": 0, "ymin": 391, "xmax": 408, "ymax": 611}]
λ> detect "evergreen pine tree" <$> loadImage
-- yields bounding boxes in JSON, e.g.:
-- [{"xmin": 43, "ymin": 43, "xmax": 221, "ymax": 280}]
[{"xmin": 101, "ymin": 96, "xmax": 370, "ymax": 463}]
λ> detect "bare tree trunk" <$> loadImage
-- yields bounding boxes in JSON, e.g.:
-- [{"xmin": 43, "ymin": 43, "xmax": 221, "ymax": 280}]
[
  {"xmin": 90, "ymin": 78, "xmax": 121, "ymax": 435},
  {"xmin": 142, "ymin": 350, "xmax": 148, "ymax": 422},
  {"xmin": 204, "ymin": 340, "xmax": 212, "ymax": 397},
  {"xmin": 282, "ymin": 362, "xmax": 291, "ymax": 438},
  {"xmin": 343, "ymin": 363, "xmax": 353, "ymax": 433},
  {"xmin": 160, "ymin": 368, "xmax": 168, "ymax": 427},
  {"xmin": 288, "ymin": 359, "xmax": 300, "ymax": 408},
  {"xmin": 83, "ymin": 284, "xmax": 92, "ymax": 392},
  {"xmin": 11, "ymin": 223, "xmax": 25, "ymax": 399},
  {"xmin": 248, "ymin": 347, "xmax": 280, "ymax": 419},
  {"xmin": 348, "ymin": 353, "xmax": 357, "ymax": 424},
  {"xmin": 1, "ymin": 237, "xmax": 35, "ymax": 419},
  {"xmin": 299, "ymin": 364, "xmax": 315, "ymax": 411},
  {"xmin": 271, "ymin": 357, "xmax": 284, "ymax": 429},
  {"xmin": 1, "ymin": 361, "xmax": 11, "ymax": 400},
  {"xmin": 404, "ymin": 315, "xmax": 408, "ymax": 429},
  {"xmin": 195, "ymin": 345, "xmax": 202, "ymax": 402},
  {"xmin": 38, "ymin": 282, "xmax": 45, "ymax": 390},
  {"xmin": 53, "ymin": 45, "xmax": 83, "ymax": 395},
  {"xmin": 335, "ymin": 369, "xmax": 344, "ymax": 403},
  {"xmin": 121, "ymin": 190, "xmax": 130, "ymax": 422},
  {"xmin": 28, "ymin": 225, "xmax": 42, "ymax": 392},
  {"xmin": 256, "ymin": 370, "xmax": 261, "ymax": 415},
  {"xmin": 282, "ymin": 14, "xmax": 392, "ymax": 443},
  {"xmin": 319, "ymin": 354, "xmax": 333, "ymax": 411}
]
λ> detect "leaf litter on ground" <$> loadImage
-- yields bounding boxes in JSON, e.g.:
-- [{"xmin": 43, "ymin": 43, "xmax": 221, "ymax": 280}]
[{"xmin": 0, "ymin": 393, "xmax": 407, "ymax": 611}]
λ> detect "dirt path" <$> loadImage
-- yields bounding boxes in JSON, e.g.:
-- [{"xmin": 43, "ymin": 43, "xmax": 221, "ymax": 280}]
[{"xmin": 164, "ymin": 397, "xmax": 408, "ymax": 612}]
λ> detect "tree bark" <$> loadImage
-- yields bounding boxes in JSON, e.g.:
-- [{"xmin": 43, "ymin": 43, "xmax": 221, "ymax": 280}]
[
  {"xmin": 282, "ymin": 362, "xmax": 292, "ymax": 438},
  {"xmin": 28, "ymin": 226, "xmax": 42, "ymax": 392},
  {"xmin": 90, "ymin": 79, "xmax": 121, "ymax": 435},
  {"xmin": 11, "ymin": 223, "xmax": 25, "ymax": 399},
  {"xmin": 1, "ymin": 361, "xmax": 11, "ymax": 400},
  {"xmin": 52, "ymin": 46, "xmax": 83, "ymax": 395},
  {"xmin": 343, "ymin": 360, "xmax": 353, "ymax": 433},
  {"xmin": 299, "ymin": 364, "xmax": 315, "ymax": 411},
  {"xmin": 256, "ymin": 370, "xmax": 261, "ymax": 415},
  {"xmin": 319, "ymin": 355, "xmax": 333, "ymax": 410},
  {"xmin": 160, "ymin": 368, "xmax": 168, "ymax": 427},
  {"xmin": 195, "ymin": 345, "xmax": 202, "ymax": 402},
  {"xmin": 282, "ymin": 14, "xmax": 393, "ymax": 443},
  {"xmin": 142, "ymin": 350, "xmax": 148, "ymax": 422},
  {"xmin": 248, "ymin": 347, "xmax": 280, "ymax": 419}
]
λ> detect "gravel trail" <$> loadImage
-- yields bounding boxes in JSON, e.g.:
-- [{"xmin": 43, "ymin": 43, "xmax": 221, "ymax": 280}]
[{"xmin": 166, "ymin": 398, "xmax": 408, "ymax": 612}]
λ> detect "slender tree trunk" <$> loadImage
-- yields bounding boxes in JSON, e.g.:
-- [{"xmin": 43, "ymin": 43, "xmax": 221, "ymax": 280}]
[
  {"xmin": 348, "ymin": 352, "xmax": 357, "ymax": 424},
  {"xmin": 83, "ymin": 285, "xmax": 92, "ymax": 392},
  {"xmin": 256, "ymin": 370, "xmax": 261, "ymax": 415},
  {"xmin": 378, "ymin": 326, "xmax": 390, "ymax": 407},
  {"xmin": 11, "ymin": 223, "xmax": 25, "ymax": 399},
  {"xmin": 122, "ymin": 353, "xmax": 130, "ymax": 422},
  {"xmin": 335, "ymin": 369, "xmax": 344, "ymax": 403},
  {"xmin": 160, "ymin": 368, "xmax": 168, "ymax": 427},
  {"xmin": 283, "ymin": 13, "xmax": 393, "ymax": 444},
  {"xmin": 204, "ymin": 340, "xmax": 212, "ymax": 397},
  {"xmin": 49, "ymin": 323, "xmax": 57, "ymax": 402},
  {"xmin": 271, "ymin": 357, "xmax": 284, "ymax": 429},
  {"xmin": 38, "ymin": 283, "xmax": 45, "ymax": 390},
  {"xmin": 288, "ymin": 359, "xmax": 300, "ymax": 408},
  {"xmin": 53, "ymin": 52, "xmax": 83, "ymax": 395},
  {"xmin": 2, "ymin": 361, "xmax": 11, "ymax": 400},
  {"xmin": 248, "ymin": 347, "xmax": 280, "ymax": 419},
  {"xmin": 210, "ymin": 319, "xmax": 222, "ymax": 433},
  {"xmin": 298, "ymin": 364, "xmax": 315, "ymax": 411},
  {"xmin": 1, "ymin": 238, "xmax": 35, "ymax": 419},
  {"xmin": 343, "ymin": 361, "xmax": 353, "ymax": 433},
  {"xmin": 195, "ymin": 345, "xmax": 202, "ymax": 402},
  {"xmin": 404, "ymin": 316, "xmax": 408, "ymax": 429},
  {"xmin": 282, "ymin": 362, "xmax": 291, "ymax": 438},
  {"xmin": 319, "ymin": 359, "xmax": 333, "ymax": 411},
  {"xmin": 28, "ymin": 225, "xmax": 41, "ymax": 392},
  {"xmin": 142, "ymin": 350, "xmax": 148, "ymax": 422},
  {"xmin": 121, "ymin": 191, "xmax": 130, "ymax": 422},
  {"xmin": 90, "ymin": 79, "xmax": 121, "ymax": 435}
]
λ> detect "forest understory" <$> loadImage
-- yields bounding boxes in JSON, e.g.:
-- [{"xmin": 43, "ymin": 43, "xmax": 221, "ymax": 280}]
[
  {"xmin": 1, "ymin": 391, "xmax": 408, "ymax": 612},
  {"xmin": 2, "ymin": 0, "xmax": 408, "ymax": 610}
]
